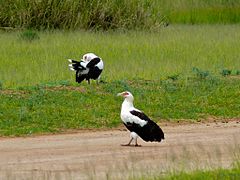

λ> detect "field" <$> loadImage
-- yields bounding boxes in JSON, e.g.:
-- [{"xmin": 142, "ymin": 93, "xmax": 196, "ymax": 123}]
[
  {"xmin": 0, "ymin": 25, "xmax": 240, "ymax": 136},
  {"xmin": 1, "ymin": 25, "xmax": 240, "ymax": 87},
  {"xmin": 0, "ymin": 25, "xmax": 240, "ymax": 179},
  {"xmin": 1, "ymin": 1, "xmax": 240, "ymax": 178}
]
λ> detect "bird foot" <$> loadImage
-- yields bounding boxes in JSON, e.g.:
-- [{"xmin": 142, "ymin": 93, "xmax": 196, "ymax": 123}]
[
  {"xmin": 135, "ymin": 144, "xmax": 142, "ymax": 147},
  {"xmin": 121, "ymin": 144, "xmax": 131, "ymax": 146},
  {"xmin": 121, "ymin": 144, "xmax": 142, "ymax": 147}
]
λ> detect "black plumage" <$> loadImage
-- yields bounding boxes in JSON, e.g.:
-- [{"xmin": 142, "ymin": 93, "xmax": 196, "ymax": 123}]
[
  {"xmin": 126, "ymin": 110, "xmax": 164, "ymax": 142},
  {"xmin": 85, "ymin": 58, "xmax": 103, "ymax": 82}
]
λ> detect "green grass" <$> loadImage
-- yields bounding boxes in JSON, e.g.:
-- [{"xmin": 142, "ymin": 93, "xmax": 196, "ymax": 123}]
[
  {"xmin": 158, "ymin": 0, "xmax": 240, "ymax": 24},
  {"xmin": 133, "ymin": 161, "xmax": 240, "ymax": 180},
  {"xmin": 1, "ymin": 25, "xmax": 240, "ymax": 88},
  {"xmin": 0, "ymin": 25, "xmax": 240, "ymax": 136},
  {"xmin": 0, "ymin": 76, "xmax": 240, "ymax": 136}
]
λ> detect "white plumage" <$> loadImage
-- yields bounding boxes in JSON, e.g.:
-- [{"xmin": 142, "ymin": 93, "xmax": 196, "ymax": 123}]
[{"xmin": 117, "ymin": 91, "xmax": 164, "ymax": 146}]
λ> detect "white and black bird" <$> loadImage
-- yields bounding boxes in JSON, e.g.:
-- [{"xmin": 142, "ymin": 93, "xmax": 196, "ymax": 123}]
[
  {"xmin": 117, "ymin": 91, "xmax": 164, "ymax": 146},
  {"xmin": 68, "ymin": 53, "xmax": 104, "ymax": 84}
]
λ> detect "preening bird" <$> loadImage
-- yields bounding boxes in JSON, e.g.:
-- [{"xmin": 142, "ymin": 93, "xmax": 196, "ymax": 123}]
[
  {"xmin": 117, "ymin": 91, "xmax": 164, "ymax": 146},
  {"xmin": 68, "ymin": 53, "xmax": 104, "ymax": 84}
]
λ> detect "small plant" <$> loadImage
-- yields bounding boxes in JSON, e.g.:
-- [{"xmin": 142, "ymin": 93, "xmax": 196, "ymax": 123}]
[
  {"xmin": 192, "ymin": 67, "xmax": 209, "ymax": 79},
  {"xmin": 59, "ymin": 80, "xmax": 71, "ymax": 86},
  {"xmin": 221, "ymin": 69, "xmax": 232, "ymax": 76},
  {"xmin": 167, "ymin": 74, "xmax": 180, "ymax": 81},
  {"xmin": 161, "ymin": 79, "xmax": 178, "ymax": 92},
  {"xmin": 19, "ymin": 29, "xmax": 39, "ymax": 41},
  {"xmin": 236, "ymin": 70, "xmax": 240, "ymax": 75}
]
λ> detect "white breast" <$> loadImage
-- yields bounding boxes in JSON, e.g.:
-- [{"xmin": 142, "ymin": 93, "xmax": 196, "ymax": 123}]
[
  {"xmin": 96, "ymin": 60, "xmax": 104, "ymax": 69},
  {"xmin": 120, "ymin": 108, "xmax": 147, "ymax": 127}
]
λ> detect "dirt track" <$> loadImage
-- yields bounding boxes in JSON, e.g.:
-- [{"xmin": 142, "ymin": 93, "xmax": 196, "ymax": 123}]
[{"xmin": 0, "ymin": 121, "xmax": 239, "ymax": 180}]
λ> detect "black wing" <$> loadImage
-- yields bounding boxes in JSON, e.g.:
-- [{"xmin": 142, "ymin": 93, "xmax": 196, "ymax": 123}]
[
  {"xmin": 85, "ymin": 58, "xmax": 102, "ymax": 80},
  {"xmin": 127, "ymin": 110, "xmax": 164, "ymax": 142},
  {"xmin": 130, "ymin": 110, "xmax": 152, "ymax": 122},
  {"xmin": 76, "ymin": 71, "xmax": 87, "ymax": 83},
  {"xmin": 86, "ymin": 58, "xmax": 101, "ymax": 68}
]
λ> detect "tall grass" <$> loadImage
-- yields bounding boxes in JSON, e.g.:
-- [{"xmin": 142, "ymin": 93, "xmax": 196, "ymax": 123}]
[
  {"xmin": 1, "ymin": 160, "xmax": 239, "ymax": 179},
  {"xmin": 135, "ymin": 163, "xmax": 240, "ymax": 180},
  {"xmin": 158, "ymin": 0, "xmax": 240, "ymax": 24},
  {"xmin": 0, "ymin": 25, "xmax": 240, "ymax": 88},
  {"xmin": 0, "ymin": 0, "xmax": 165, "ymax": 30},
  {"xmin": 0, "ymin": 0, "xmax": 240, "ymax": 30}
]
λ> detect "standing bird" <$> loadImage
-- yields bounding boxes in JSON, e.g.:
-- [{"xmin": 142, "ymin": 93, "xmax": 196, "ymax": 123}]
[
  {"xmin": 68, "ymin": 53, "xmax": 104, "ymax": 84},
  {"xmin": 117, "ymin": 91, "xmax": 164, "ymax": 146}
]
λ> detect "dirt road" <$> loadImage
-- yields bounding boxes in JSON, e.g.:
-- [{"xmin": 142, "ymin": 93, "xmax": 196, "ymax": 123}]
[{"xmin": 0, "ymin": 121, "xmax": 239, "ymax": 180}]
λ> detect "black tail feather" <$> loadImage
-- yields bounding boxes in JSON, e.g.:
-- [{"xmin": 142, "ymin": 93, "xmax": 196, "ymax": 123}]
[{"xmin": 68, "ymin": 59, "xmax": 85, "ymax": 71}]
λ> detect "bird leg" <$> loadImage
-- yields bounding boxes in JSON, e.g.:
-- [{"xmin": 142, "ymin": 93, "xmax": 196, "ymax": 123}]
[
  {"xmin": 75, "ymin": 71, "xmax": 79, "ymax": 83},
  {"xmin": 87, "ymin": 79, "xmax": 90, "ymax": 84},
  {"xmin": 121, "ymin": 137, "xmax": 133, "ymax": 146},
  {"xmin": 134, "ymin": 139, "xmax": 141, "ymax": 147}
]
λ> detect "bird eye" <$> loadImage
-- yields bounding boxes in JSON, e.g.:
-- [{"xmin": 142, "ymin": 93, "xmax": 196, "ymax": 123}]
[{"xmin": 123, "ymin": 92, "xmax": 129, "ymax": 96}]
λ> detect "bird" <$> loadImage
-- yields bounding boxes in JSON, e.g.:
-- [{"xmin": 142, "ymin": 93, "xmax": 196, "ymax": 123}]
[
  {"xmin": 68, "ymin": 53, "xmax": 104, "ymax": 84},
  {"xmin": 117, "ymin": 91, "xmax": 164, "ymax": 146}
]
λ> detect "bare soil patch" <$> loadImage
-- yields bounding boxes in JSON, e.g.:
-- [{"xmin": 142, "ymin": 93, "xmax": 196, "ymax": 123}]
[
  {"xmin": 0, "ymin": 121, "xmax": 239, "ymax": 179},
  {"xmin": 44, "ymin": 85, "xmax": 86, "ymax": 92}
]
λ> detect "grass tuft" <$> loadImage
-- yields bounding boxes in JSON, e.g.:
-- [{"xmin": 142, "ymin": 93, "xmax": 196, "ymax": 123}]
[
  {"xmin": 221, "ymin": 69, "xmax": 232, "ymax": 77},
  {"xmin": 19, "ymin": 29, "xmax": 40, "ymax": 41},
  {"xmin": 192, "ymin": 67, "xmax": 210, "ymax": 79}
]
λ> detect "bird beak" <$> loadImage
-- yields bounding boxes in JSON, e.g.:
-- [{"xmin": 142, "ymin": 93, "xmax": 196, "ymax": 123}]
[{"xmin": 117, "ymin": 92, "xmax": 123, "ymax": 97}]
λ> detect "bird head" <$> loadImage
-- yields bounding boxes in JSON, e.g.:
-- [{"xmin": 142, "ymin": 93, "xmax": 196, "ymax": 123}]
[
  {"xmin": 117, "ymin": 91, "xmax": 134, "ymax": 102},
  {"xmin": 82, "ymin": 53, "xmax": 98, "ymax": 62}
]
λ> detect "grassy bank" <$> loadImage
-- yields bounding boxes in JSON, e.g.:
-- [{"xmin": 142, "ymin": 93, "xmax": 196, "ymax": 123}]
[{"xmin": 0, "ymin": 76, "xmax": 240, "ymax": 136}]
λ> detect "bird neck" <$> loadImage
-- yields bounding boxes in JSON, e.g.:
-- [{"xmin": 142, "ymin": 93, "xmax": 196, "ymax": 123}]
[{"xmin": 122, "ymin": 98, "xmax": 134, "ymax": 110}]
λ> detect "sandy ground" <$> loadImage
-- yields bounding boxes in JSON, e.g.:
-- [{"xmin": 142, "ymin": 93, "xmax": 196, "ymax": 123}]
[{"xmin": 0, "ymin": 121, "xmax": 239, "ymax": 180}]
